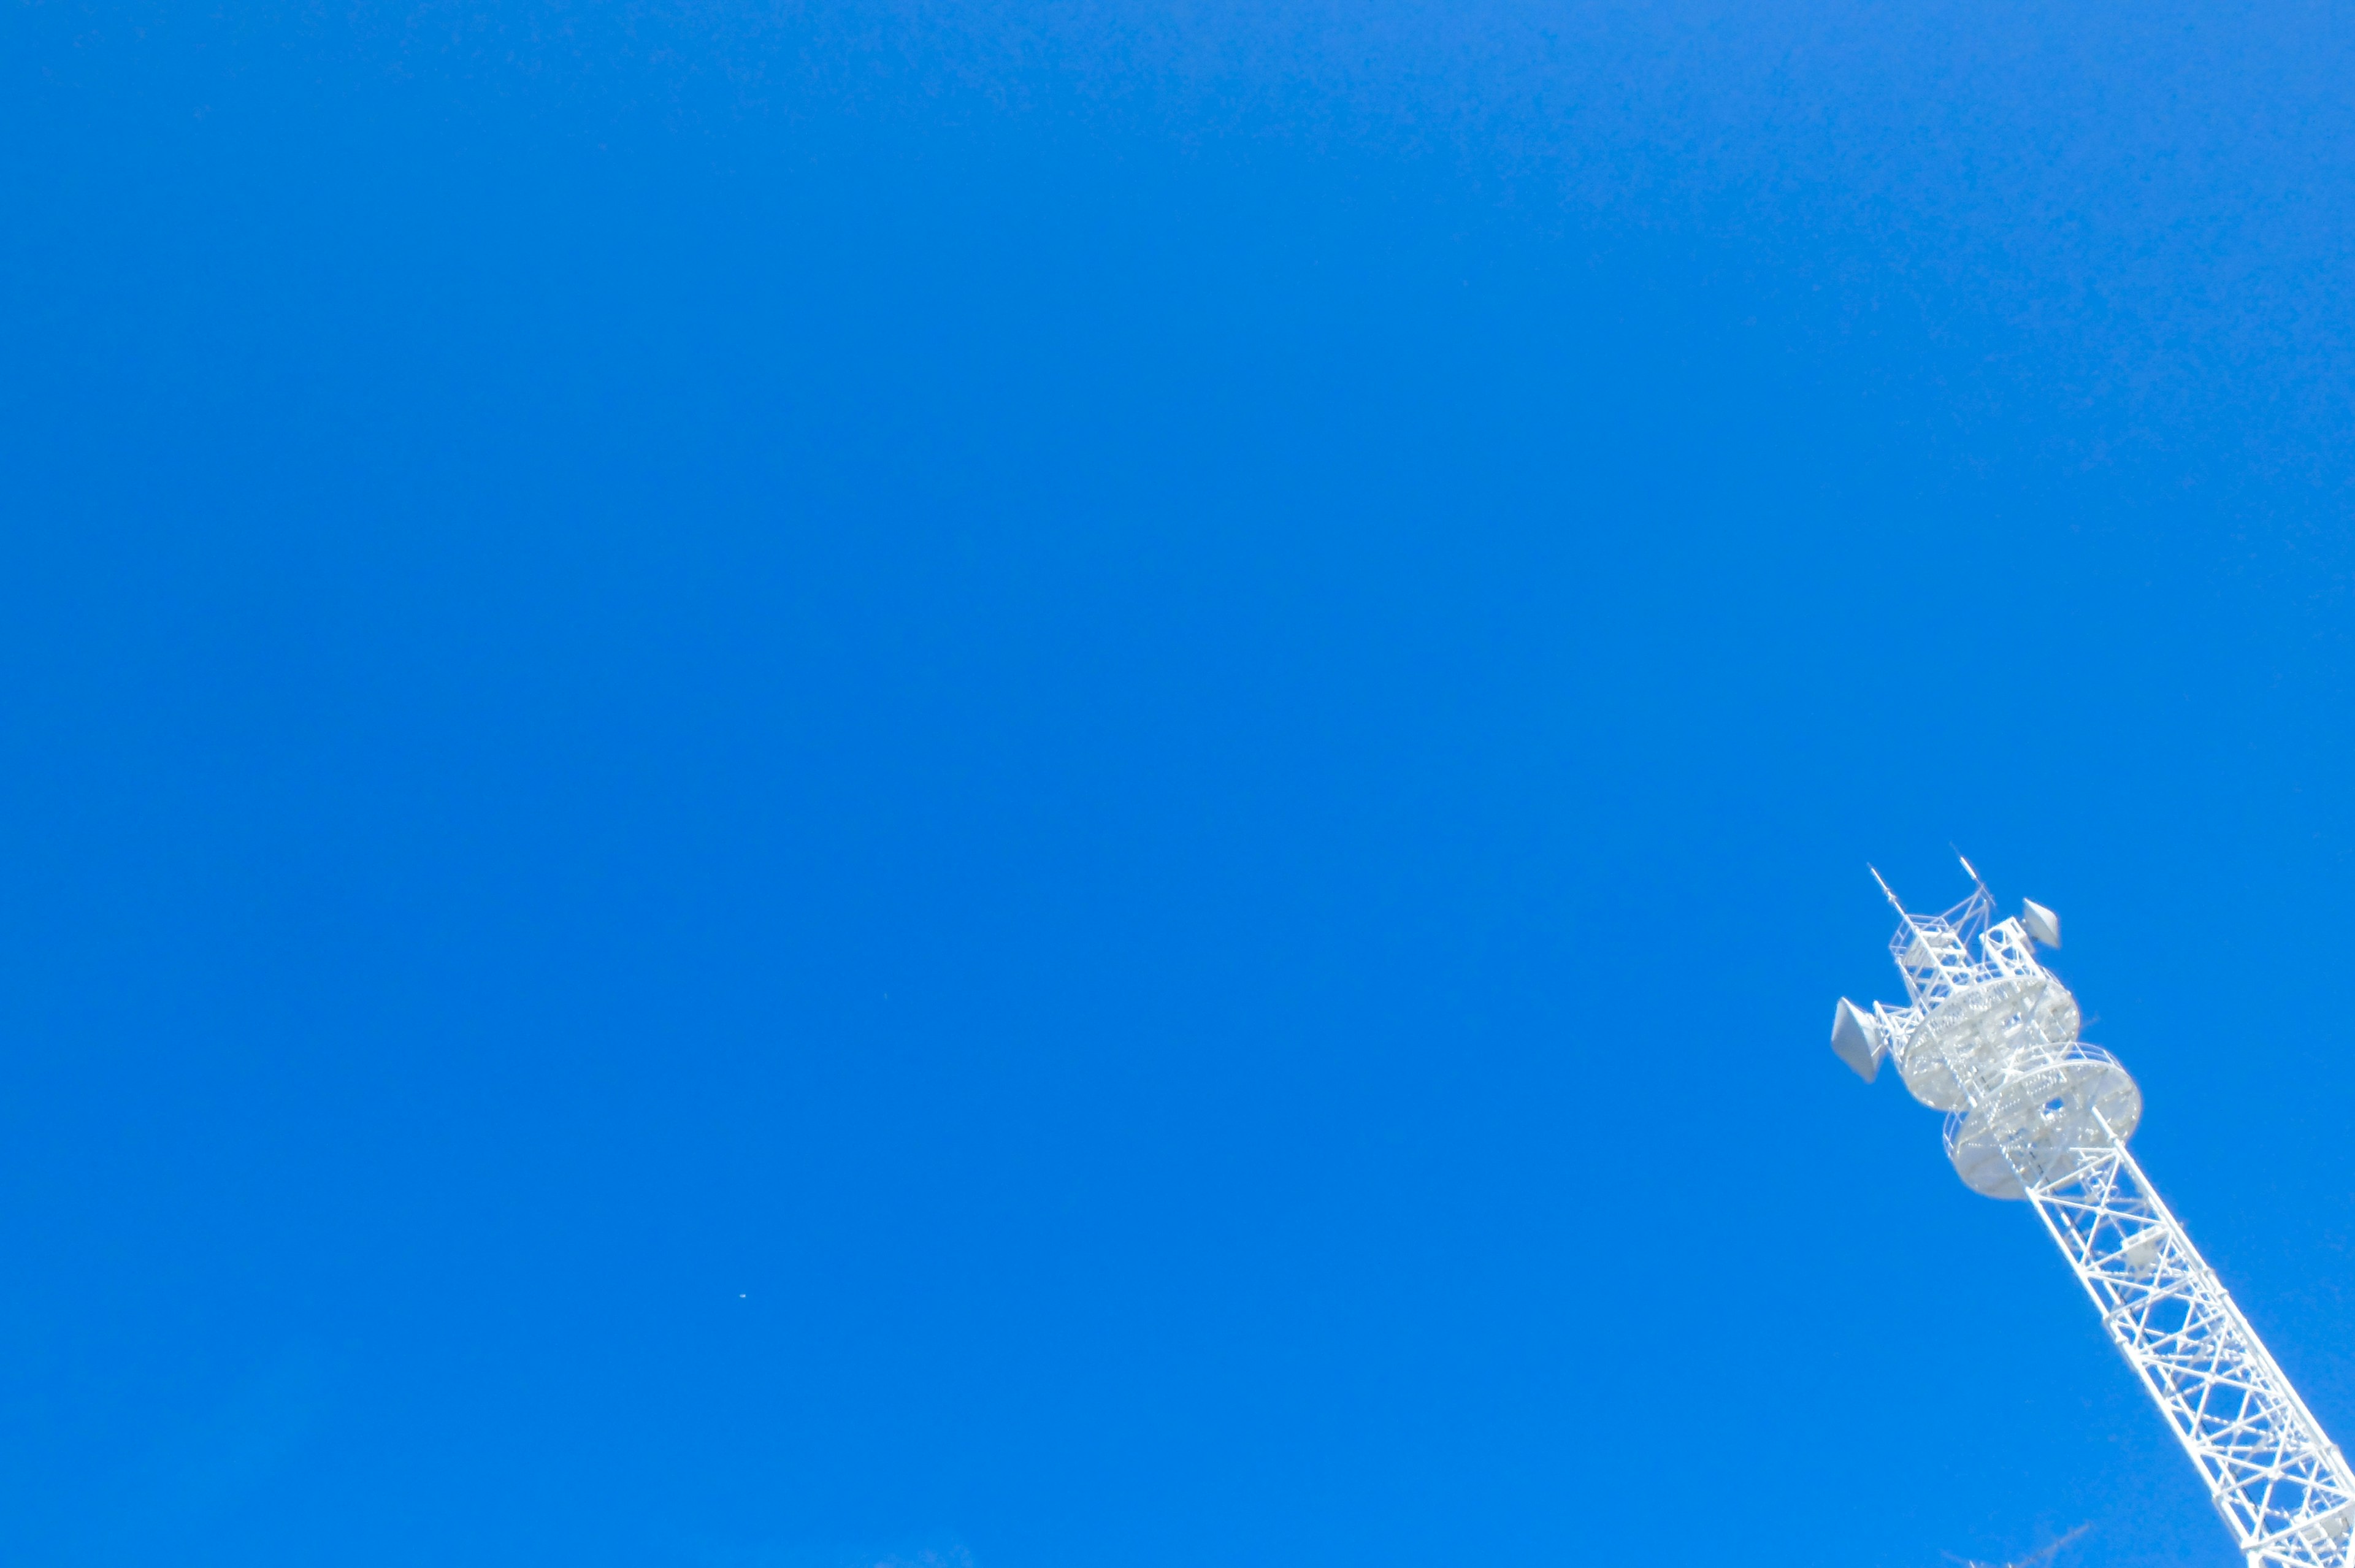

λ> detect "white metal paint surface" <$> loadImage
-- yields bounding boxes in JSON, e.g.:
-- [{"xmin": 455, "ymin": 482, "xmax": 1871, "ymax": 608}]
[{"xmin": 1836, "ymin": 871, "xmax": 2353, "ymax": 1568}]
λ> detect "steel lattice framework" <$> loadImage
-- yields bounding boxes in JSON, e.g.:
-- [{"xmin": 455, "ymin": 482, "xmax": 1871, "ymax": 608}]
[{"xmin": 1833, "ymin": 868, "xmax": 2355, "ymax": 1568}]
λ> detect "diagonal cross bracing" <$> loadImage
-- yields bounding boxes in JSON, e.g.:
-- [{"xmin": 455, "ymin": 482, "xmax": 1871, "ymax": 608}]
[{"xmin": 2028, "ymin": 1137, "xmax": 2354, "ymax": 1567}]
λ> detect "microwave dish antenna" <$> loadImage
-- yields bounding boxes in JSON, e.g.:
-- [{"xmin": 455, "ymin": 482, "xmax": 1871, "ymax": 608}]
[{"xmin": 1832, "ymin": 868, "xmax": 2355, "ymax": 1567}]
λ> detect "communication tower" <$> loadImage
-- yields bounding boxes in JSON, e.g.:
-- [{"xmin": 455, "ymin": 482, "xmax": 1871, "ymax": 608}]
[{"xmin": 1833, "ymin": 863, "xmax": 2355, "ymax": 1567}]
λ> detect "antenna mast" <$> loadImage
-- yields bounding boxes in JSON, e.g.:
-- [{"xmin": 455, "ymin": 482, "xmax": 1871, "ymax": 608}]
[{"xmin": 1832, "ymin": 868, "xmax": 2354, "ymax": 1567}]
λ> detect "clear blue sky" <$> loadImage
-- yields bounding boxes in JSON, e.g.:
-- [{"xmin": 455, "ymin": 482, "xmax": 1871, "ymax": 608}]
[{"xmin": 6, "ymin": 3, "xmax": 2355, "ymax": 1566}]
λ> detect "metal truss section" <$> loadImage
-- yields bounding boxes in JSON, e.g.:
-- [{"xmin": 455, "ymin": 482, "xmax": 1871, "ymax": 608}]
[
  {"xmin": 2032, "ymin": 1134, "xmax": 2354, "ymax": 1565},
  {"xmin": 1833, "ymin": 865, "xmax": 2355, "ymax": 1568}
]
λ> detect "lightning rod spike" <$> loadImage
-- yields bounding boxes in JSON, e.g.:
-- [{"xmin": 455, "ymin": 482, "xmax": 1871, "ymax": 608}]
[{"xmin": 1868, "ymin": 864, "xmax": 1906, "ymax": 914}]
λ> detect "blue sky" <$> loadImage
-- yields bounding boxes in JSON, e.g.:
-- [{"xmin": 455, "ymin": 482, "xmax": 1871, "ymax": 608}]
[{"xmin": 6, "ymin": 2, "xmax": 2355, "ymax": 1565}]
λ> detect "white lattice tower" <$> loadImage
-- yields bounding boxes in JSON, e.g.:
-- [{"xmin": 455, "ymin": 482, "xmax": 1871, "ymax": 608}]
[{"xmin": 1832, "ymin": 867, "xmax": 2355, "ymax": 1568}]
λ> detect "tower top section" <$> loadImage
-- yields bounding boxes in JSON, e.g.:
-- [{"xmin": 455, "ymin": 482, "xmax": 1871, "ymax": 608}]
[
  {"xmin": 1870, "ymin": 870, "xmax": 2059, "ymax": 1011},
  {"xmin": 1834, "ymin": 860, "xmax": 2139, "ymax": 1200}
]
